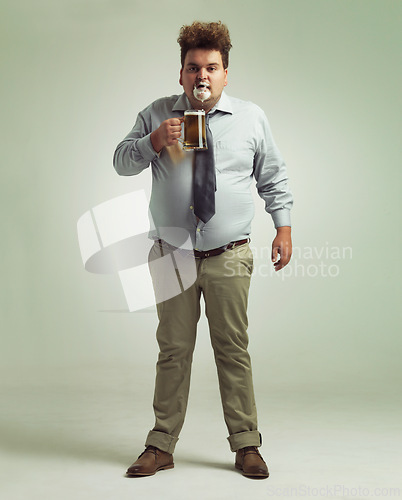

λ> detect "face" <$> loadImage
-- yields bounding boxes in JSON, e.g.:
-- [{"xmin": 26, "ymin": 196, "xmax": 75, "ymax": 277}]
[{"xmin": 179, "ymin": 48, "xmax": 228, "ymax": 112}]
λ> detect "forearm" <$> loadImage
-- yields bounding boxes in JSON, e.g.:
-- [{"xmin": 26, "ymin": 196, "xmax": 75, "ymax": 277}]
[
  {"xmin": 256, "ymin": 164, "xmax": 293, "ymax": 220},
  {"xmin": 114, "ymin": 114, "xmax": 183, "ymax": 175},
  {"xmin": 253, "ymin": 113, "xmax": 293, "ymax": 226},
  {"xmin": 150, "ymin": 130, "xmax": 164, "ymax": 154},
  {"xmin": 113, "ymin": 108, "xmax": 162, "ymax": 176},
  {"xmin": 113, "ymin": 134, "xmax": 157, "ymax": 176}
]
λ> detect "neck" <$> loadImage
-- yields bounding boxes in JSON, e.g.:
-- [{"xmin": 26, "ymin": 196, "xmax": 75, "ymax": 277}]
[{"xmin": 187, "ymin": 93, "xmax": 221, "ymax": 113}]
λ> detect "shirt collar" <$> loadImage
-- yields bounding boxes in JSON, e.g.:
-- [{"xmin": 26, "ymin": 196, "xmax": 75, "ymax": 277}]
[
  {"xmin": 211, "ymin": 91, "xmax": 233, "ymax": 115},
  {"xmin": 172, "ymin": 93, "xmax": 191, "ymax": 111},
  {"xmin": 172, "ymin": 91, "xmax": 233, "ymax": 114}
]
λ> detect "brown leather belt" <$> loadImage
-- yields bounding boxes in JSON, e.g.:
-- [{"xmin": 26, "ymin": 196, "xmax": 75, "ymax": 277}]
[
  {"xmin": 193, "ymin": 239, "xmax": 249, "ymax": 259},
  {"xmin": 157, "ymin": 238, "xmax": 249, "ymax": 259}
]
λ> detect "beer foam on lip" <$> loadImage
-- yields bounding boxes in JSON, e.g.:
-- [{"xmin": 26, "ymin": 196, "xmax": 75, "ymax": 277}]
[
  {"xmin": 196, "ymin": 81, "xmax": 210, "ymax": 88},
  {"xmin": 193, "ymin": 82, "xmax": 211, "ymax": 102}
]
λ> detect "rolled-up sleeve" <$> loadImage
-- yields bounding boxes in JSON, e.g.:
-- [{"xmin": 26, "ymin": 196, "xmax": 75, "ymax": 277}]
[{"xmin": 253, "ymin": 112, "xmax": 293, "ymax": 228}]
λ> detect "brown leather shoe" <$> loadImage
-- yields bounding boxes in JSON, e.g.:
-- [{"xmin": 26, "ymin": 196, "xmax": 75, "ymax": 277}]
[
  {"xmin": 235, "ymin": 446, "xmax": 269, "ymax": 479},
  {"xmin": 126, "ymin": 445, "xmax": 174, "ymax": 477}
]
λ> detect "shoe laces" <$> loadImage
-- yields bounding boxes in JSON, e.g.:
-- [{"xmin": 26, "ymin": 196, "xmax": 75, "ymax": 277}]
[
  {"xmin": 241, "ymin": 446, "xmax": 262, "ymax": 457},
  {"xmin": 138, "ymin": 445, "xmax": 159, "ymax": 459}
]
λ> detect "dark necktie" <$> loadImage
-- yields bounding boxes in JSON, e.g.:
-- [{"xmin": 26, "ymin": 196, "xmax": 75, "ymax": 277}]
[{"xmin": 193, "ymin": 115, "xmax": 216, "ymax": 223}]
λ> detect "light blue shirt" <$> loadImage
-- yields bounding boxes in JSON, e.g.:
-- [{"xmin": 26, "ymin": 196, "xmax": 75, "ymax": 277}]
[{"xmin": 113, "ymin": 92, "xmax": 293, "ymax": 251}]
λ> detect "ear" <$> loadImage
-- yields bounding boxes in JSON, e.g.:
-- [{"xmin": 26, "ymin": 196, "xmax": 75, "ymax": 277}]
[
  {"xmin": 179, "ymin": 68, "xmax": 183, "ymax": 86},
  {"xmin": 224, "ymin": 68, "xmax": 228, "ymax": 87}
]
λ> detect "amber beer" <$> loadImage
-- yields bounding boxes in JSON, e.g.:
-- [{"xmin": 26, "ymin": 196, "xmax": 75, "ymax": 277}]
[{"xmin": 183, "ymin": 110, "xmax": 207, "ymax": 150}]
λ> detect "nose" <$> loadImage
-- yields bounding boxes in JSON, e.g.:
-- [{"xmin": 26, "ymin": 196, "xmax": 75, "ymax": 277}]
[{"xmin": 197, "ymin": 67, "xmax": 207, "ymax": 79}]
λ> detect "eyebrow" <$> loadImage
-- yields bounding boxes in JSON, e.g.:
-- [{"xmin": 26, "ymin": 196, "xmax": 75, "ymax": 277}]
[{"xmin": 185, "ymin": 62, "xmax": 220, "ymax": 67}]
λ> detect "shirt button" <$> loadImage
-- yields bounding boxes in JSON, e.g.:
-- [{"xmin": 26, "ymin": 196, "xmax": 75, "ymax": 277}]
[
  {"xmin": 197, "ymin": 228, "xmax": 200, "ymax": 232},
  {"xmin": 190, "ymin": 205, "xmax": 194, "ymax": 210}
]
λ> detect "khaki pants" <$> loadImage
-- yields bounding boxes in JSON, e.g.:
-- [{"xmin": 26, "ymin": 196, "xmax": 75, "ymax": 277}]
[{"xmin": 145, "ymin": 240, "xmax": 261, "ymax": 453}]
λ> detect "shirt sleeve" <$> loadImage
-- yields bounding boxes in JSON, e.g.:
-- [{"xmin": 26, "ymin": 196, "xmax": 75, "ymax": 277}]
[
  {"xmin": 113, "ymin": 110, "xmax": 159, "ymax": 176},
  {"xmin": 253, "ymin": 110, "xmax": 293, "ymax": 228}
]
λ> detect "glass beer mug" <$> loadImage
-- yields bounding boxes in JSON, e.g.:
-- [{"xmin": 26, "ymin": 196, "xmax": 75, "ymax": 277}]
[{"xmin": 181, "ymin": 109, "xmax": 208, "ymax": 150}]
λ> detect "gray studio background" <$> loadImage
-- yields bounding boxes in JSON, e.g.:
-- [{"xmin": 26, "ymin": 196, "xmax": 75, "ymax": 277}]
[{"xmin": 1, "ymin": 1, "xmax": 401, "ymax": 499}]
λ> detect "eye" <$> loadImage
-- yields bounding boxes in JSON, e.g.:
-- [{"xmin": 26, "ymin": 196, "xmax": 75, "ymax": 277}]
[
  {"xmin": 187, "ymin": 67, "xmax": 198, "ymax": 72},
  {"xmin": 208, "ymin": 67, "xmax": 217, "ymax": 72}
]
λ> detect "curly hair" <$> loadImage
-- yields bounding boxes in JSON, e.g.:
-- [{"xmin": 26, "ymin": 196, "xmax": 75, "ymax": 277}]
[{"xmin": 177, "ymin": 21, "xmax": 232, "ymax": 69}]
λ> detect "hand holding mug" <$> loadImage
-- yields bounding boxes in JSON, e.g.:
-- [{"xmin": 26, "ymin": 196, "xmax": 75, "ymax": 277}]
[{"xmin": 151, "ymin": 117, "xmax": 184, "ymax": 153}]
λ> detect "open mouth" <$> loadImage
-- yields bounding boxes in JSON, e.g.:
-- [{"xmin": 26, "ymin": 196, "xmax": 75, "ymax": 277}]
[
  {"xmin": 195, "ymin": 82, "xmax": 210, "ymax": 90},
  {"xmin": 193, "ymin": 82, "xmax": 211, "ymax": 102}
]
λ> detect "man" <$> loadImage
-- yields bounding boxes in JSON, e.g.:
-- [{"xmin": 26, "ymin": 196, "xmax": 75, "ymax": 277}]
[{"xmin": 113, "ymin": 21, "xmax": 293, "ymax": 479}]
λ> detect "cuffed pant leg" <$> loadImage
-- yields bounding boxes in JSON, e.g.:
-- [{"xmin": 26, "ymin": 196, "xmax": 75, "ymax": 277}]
[
  {"xmin": 200, "ymin": 243, "xmax": 262, "ymax": 450},
  {"xmin": 145, "ymin": 430, "xmax": 179, "ymax": 455},
  {"xmin": 147, "ymin": 242, "xmax": 201, "ymax": 453},
  {"xmin": 227, "ymin": 430, "xmax": 262, "ymax": 452}
]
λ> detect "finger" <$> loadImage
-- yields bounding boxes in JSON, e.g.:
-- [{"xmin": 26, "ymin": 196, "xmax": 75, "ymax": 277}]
[
  {"xmin": 274, "ymin": 256, "xmax": 285, "ymax": 271},
  {"xmin": 166, "ymin": 138, "xmax": 179, "ymax": 146},
  {"xmin": 281, "ymin": 248, "xmax": 291, "ymax": 266},
  {"xmin": 170, "ymin": 118, "xmax": 183, "ymax": 126},
  {"xmin": 169, "ymin": 123, "xmax": 181, "ymax": 130},
  {"xmin": 168, "ymin": 131, "xmax": 183, "ymax": 141},
  {"xmin": 274, "ymin": 254, "xmax": 291, "ymax": 271},
  {"xmin": 271, "ymin": 246, "xmax": 279, "ymax": 263}
]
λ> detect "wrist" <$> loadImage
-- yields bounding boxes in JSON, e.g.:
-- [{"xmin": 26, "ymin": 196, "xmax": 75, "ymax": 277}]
[
  {"xmin": 150, "ymin": 130, "xmax": 163, "ymax": 153},
  {"xmin": 276, "ymin": 225, "xmax": 291, "ymax": 234}
]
